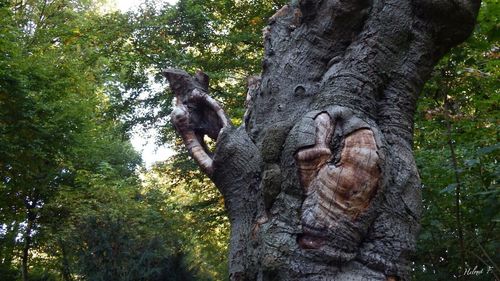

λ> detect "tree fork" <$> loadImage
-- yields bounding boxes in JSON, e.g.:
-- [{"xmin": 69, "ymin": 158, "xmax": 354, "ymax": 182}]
[{"xmin": 162, "ymin": 0, "xmax": 480, "ymax": 280}]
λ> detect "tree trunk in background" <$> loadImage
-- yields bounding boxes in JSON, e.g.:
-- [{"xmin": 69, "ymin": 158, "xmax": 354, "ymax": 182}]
[
  {"xmin": 163, "ymin": 1, "xmax": 480, "ymax": 280},
  {"xmin": 59, "ymin": 239, "xmax": 73, "ymax": 281},
  {"xmin": 21, "ymin": 208, "xmax": 34, "ymax": 281}
]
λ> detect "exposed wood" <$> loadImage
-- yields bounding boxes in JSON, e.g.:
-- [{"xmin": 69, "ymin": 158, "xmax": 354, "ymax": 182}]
[
  {"xmin": 295, "ymin": 113, "xmax": 334, "ymax": 189},
  {"xmin": 297, "ymin": 117, "xmax": 381, "ymax": 250}
]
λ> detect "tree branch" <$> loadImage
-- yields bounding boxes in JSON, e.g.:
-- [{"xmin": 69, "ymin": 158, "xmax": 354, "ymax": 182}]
[
  {"xmin": 164, "ymin": 69, "xmax": 265, "ymax": 280},
  {"xmin": 163, "ymin": 69, "xmax": 230, "ymax": 176}
]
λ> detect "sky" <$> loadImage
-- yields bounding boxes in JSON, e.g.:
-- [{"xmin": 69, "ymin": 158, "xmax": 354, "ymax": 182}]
[
  {"xmin": 114, "ymin": 0, "xmax": 178, "ymax": 12},
  {"xmin": 114, "ymin": 0, "xmax": 141, "ymax": 12},
  {"xmin": 113, "ymin": 0, "xmax": 179, "ymax": 167},
  {"xmin": 130, "ymin": 127, "xmax": 174, "ymax": 168}
]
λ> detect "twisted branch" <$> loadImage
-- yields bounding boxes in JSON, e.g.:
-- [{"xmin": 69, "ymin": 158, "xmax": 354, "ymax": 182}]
[{"xmin": 163, "ymin": 69, "xmax": 230, "ymax": 176}]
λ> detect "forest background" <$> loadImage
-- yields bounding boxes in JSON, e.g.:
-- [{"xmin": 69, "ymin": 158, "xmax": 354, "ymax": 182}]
[{"xmin": 0, "ymin": 0, "xmax": 498, "ymax": 280}]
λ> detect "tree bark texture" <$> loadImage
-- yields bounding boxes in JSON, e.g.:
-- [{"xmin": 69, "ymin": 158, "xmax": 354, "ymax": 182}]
[{"xmin": 163, "ymin": 1, "xmax": 480, "ymax": 280}]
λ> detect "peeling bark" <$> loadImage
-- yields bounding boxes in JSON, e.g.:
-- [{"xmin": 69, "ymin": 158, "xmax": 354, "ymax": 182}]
[{"xmin": 162, "ymin": 0, "xmax": 480, "ymax": 280}]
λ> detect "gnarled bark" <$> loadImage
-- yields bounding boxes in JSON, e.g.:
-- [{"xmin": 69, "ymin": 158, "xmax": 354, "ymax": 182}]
[{"xmin": 162, "ymin": 1, "xmax": 480, "ymax": 280}]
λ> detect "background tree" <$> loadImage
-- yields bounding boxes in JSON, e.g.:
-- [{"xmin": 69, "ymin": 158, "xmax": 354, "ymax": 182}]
[
  {"xmin": 413, "ymin": 1, "xmax": 499, "ymax": 279},
  {"xmin": 142, "ymin": 155, "xmax": 230, "ymax": 280},
  {"xmin": 0, "ymin": 0, "xmax": 205, "ymax": 280}
]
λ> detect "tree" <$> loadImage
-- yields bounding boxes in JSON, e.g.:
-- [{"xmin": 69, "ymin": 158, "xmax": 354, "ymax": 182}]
[
  {"xmin": 142, "ymin": 155, "xmax": 230, "ymax": 280},
  {"xmin": 0, "ymin": 1, "xmax": 227, "ymax": 280},
  {"xmin": 162, "ymin": 0, "xmax": 482, "ymax": 280},
  {"xmin": 43, "ymin": 163, "xmax": 202, "ymax": 281},
  {"xmin": 0, "ymin": 1, "xmax": 171, "ymax": 280},
  {"xmin": 412, "ymin": 1, "xmax": 499, "ymax": 279}
]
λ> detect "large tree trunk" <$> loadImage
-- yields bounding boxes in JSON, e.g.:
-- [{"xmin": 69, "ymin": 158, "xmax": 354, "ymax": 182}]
[{"xmin": 163, "ymin": 1, "xmax": 480, "ymax": 280}]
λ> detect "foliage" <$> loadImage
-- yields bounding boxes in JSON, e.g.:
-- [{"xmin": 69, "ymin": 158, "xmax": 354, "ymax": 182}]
[
  {"xmin": 44, "ymin": 165, "xmax": 201, "ymax": 281},
  {"xmin": 412, "ymin": 1, "xmax": 499, "ymax": 279},
  {"xmin": 0, "ymin": 0, "xmax": 205, "ymax": 280},
  {"xmin": 141, "ymin": 154, "xmax": 229, "ymax": 280}
]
